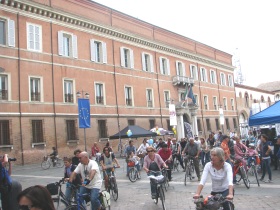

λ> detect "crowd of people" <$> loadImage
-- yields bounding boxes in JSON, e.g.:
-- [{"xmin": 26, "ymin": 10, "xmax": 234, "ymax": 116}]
[{"xmin": 1, "ymin": 131, "xmax": 280, "ymax": 210}]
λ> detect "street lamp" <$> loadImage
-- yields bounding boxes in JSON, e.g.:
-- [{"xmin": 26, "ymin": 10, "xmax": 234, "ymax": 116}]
[{"xmin": 77, "ymin": 90, "xmax": 90, "ymax": 151}]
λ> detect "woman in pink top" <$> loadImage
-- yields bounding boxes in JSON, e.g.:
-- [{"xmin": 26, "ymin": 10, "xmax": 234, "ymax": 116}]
[{"xmin": 234, "ymin": 136, "xmax": 248, "ymax": 170}]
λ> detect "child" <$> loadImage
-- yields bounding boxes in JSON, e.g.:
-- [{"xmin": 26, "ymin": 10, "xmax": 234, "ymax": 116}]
[
  {"xmin": 129, "ymin": 151, "xmax": 141, "ymax": 178},
  {"xmin": 247, "ymin": 143, "xmax": 259, "ymax": 167}
]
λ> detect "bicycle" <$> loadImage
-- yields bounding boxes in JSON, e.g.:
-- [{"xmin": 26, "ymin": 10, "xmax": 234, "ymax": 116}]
[
  {"xmin": 233, "ymin": 158, "xmax": 250, "ymax": 189},
  {"xmin": 41, "ymin": 155, "xmax": 64, "ymax": 169},
  {"xmin": 47, "ymin": 178, "xmax": 76, "ymax": 209},
  {"xmin": 194, "ymin": 194, "xmax": 234, "ymax": 210},
  {"xmin": 161, "ymin": 167, "xmax": 169, "ymax": 192},
  {"xmin": 172, "ymin": 154, "xmax": 180, "ymax": 172},
  {"xmin": 104, "ymin": 166, "xmax": 119, "ymax": 201},
  {"xmin": 246, "ymin": 155, "xmax": 260, "ymax": 187},
  {"xmin": 184, "ymin": 156, "xmax": 196, "ymax": 186},
  {"xmin": 148, "ymin": 170, "xmax": 166, "ymax": 210},
  {"xmin": 128, "ymin": 160, "xmax": 140, "ymax": 182},
  {"xmin": 65, "ymin": 184, "xmax": 111, "ymax": 210}
]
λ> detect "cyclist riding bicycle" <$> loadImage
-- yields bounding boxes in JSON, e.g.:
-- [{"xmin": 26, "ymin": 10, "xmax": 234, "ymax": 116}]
[
  {"xmin": 69, "ymin": 151, "xmax": 102, "ymax": 210},
  {"xmin": 193, "ymin": 147, "xmax": 234, "ymax": 210},
  {"xmin": 182, "ymin": 138, "xmax": 201, "ymax": 181},
  {"xmin": 137, "ymin": 138, "xmax": 149, "ymax": 158},
  {"xmin": 100, "ymin": 146, "xmax": 120, "ymax": 190},
  {"xmin": 171, "ymin": 138, "xmax": 185, "ymax": 170},
  {"xmin": 50, "ymin": 147, "xmax": 58, "ymax": 166},
  {"xmin": 143, "ymin": 146, "xmax": 168, "ymax": 199},
  {"xmin": 158, "ymin": 143, "xmax": 172, "ymax": 181}
]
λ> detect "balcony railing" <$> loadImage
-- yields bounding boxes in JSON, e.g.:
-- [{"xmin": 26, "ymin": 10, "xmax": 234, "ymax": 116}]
[
  {"xmin": 0, "ymin": 89, "xmax": 8, "ymax": 100},
  {"xmin": 126, "ymin": 98, "xmax": 132, "ymax": 106},
  {"xmin": 147, "ymin": 100, "xmax": 153, "ymax": 107},
  {"xmin": 31, "ymin": 92, "xmax": 41, "ymax": 101},
  {"xmin": 96, "ymin": 96, "xmax": 104, "ymax": 104},
  {"xmin": 172, "ymin": 76, "xmax": 194, "ymax": 86},
  {"xmin": 64, "ymin": 93, "xmax": 74, "ymax": 103}
]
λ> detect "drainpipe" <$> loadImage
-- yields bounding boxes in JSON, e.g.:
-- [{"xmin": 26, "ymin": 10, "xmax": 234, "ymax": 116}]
[
  {"xmin": 110, "ymin": 10, "xmax": 121, "ymax": 144},
  {"xmin": 17, "ymin": 13, "xmax": 24, "ymax": 165},
  {"xmin": 50, "ymin": 22, "xmax": 58, "ymax": 150}
]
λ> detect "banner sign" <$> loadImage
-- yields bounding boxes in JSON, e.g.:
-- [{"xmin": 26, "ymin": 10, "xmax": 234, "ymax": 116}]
[
  {"xmin": 169, "ymin": 104, "xmax": 177, "ymax": 126},
  {"xmin": 219, "ymin": 108, "xmax": 224, "ymax": 125},
  {"xmin": 184, "ymin": 122, "xmax": 193, "ymax": 138},
  {"xmin": 78, "ymin": 98, "xmax": 91, "ymax": 128}
]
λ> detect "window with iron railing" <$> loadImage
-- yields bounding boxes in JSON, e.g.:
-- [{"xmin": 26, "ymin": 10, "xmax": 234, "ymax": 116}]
[
  {"xmin": 147, "ymin": 100, "xmax": 153, "ymax": 107},
  {"xmin": 98, "ymin": 120, "xmax": 107, "ymax": 138},
  {"xmin": 128, "ymin": 119, "xmax": 135, "ymax": 125},
  {"xmin": 64, "ymin": 93, "xmax": 73, "ymax": 103},
  {"xmin": 126, "ymin": 98, "xmax": 132, "ymax": 106},
  {"xmin": 32, "ymin": 120, "xmax": 44, "ymax": 143},
  {"xmin": 30, "ymin": 78, "xmax": 41, "ymax": 102},
  {"xmin": 66, "ymin": 120, "xmax": 77, "ymax": 141},
  {"xmin": 31, "ymin": 92, "xmax": 41, "ymax": 101},
  {"xmin": 0, "ymin": 90, "xmax": 8, "ymax": 100},
  {"xmin": 96, "ymin": 96, "xmax": 104, "ymax": 104},
  {"xmin": 0, "ymin": 120, "xmax": 10, "ymax": 145}
]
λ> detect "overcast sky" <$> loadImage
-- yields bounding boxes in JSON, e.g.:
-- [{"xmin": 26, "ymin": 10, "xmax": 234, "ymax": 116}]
[{"xmin": 93, "ymin": 0, "xmax": 280, "ymax": 87}]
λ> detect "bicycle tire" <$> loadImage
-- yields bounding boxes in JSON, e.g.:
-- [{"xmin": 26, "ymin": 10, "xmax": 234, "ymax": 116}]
[
  {"xmin": 128, "ymin": 168, "xmax": 137, "ymax": 182},
  {"xmin": 52, "ymin": 197, "xmax": 68, "ymax": 209},
  {"xmin": 184, "ymin": 170, "xmax": 187, "ymax": 186},
  {"xmin": 64, "ymin": 204, "xmax": 86, "ymax": 210},
  {"xmin": 159, "ymin": 186, "xmax": 166, "ymax": 210},
  {"xmin": 41, "ymin": 160, "xmax": 51, "ymax": 170},
  {"xmin": 110, "ymin": 177, "xmax": 118, "ymax": 201},
  {"xmin": 252, "ymin": 165, "xmax": 260, "ymax": 187},
  {"xmin": 56, "ymin": 158, "xmax": 64, "ymax": 168},
  {"xmin": 227, "ymin": 201, "xmax": 235, "ymax": 210},
  {"xmin": 240, "ymin": 166, "xmax": 250, "ymax": 189}
]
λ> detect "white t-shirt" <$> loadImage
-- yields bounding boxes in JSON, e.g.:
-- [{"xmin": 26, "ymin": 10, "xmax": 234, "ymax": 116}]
[
  {"xmin": 200, "ymin": 162, "xmax": 233, "ymax": 193},
  {"xmin": 74, "ymin": 159, "xmax": 102, "ymax": 189}
]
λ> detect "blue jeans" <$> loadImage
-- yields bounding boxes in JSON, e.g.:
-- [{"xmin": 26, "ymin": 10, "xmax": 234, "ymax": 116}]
[
  {"xmin": 65, "ymin": 184, "xmax": 74, "ymax": 202},
  {"xmin": 201, "ymin": 151, "xmax": 210, "ymax": 167},
  {"xmin": 79, "ymin": 187, "xmax": 100, "ymax": 210},
  {"xmin": 261, "ymin": 158, "xmax": 272, "ymax": 180}
]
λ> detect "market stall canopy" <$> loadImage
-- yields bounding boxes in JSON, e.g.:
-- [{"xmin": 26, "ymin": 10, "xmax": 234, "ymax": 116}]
[
  {"xmin": 249, "ymin": 100, "xmax": 280, "ymax": 126},
  {"xmin": 109, "ymin": 125, "xmax": 157, "ymax": 139}
]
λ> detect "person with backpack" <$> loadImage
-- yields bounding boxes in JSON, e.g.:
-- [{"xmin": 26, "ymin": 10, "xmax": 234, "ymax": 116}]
[
  {"xmin": 0, "ymin": 154, "xmax": 12, "ymax": 210},
  {"xmin": 100, "ymin": 147, "xmax": 120, "ymax": 190}
]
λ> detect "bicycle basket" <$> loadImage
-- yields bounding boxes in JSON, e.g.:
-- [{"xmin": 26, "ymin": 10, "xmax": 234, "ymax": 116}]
[
  {"xmin": 46, "ymin": 183, "xmax": 58, "ymax": 195},
  {"xmin": 150, "ymin": 176, "xmax": 166, "ymax": 185},
  {"xmin": 100, "ymin": 190, "xmax": 111, "ymax": 207},
  {"xmin": 127, "ymin": 161, "xmax": 135, "ymax": 167}
]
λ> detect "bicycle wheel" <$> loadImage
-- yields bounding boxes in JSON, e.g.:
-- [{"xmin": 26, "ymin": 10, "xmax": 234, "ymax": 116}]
[
  {"xmin": 128, "ymin": 168, "xmax": 137, "ymax": 182},
  {"xmin": 110, "ymin": 177, "xmax": 118, "ymax": 201},
  {"xmin": 56, "ymin": 158, "xmax": 64, "ymax": 168},
  {"xmin": 240, "ymin": 166, "xmax": 250, "ymax": 189},
  {"xmin": 173, "ymin": 157, "xmax": 179, "ymax": 172},
  {"xmin": 159, "ymin": 186, "xmax": 166, "ymax": 210},
  {"xmin": 227, "ymin": 201, "xmax": 235, "ymax": 210},
  {"xmin": 252, "ymin": 165, "xmax": 260, "ymax": 187},
  {"xmin": 163, "ymin": 171, "xmax": 169, "ymax": 192},
  {"xmin": 64, "ymin": 204, "xmax": 86, "ymax": 210},
  {"xmin": 52, "ymin": 197, "xmax": 68, "ymax": 209},
  {"xmin": 41, "ymin": 160, "xmax": 51, "ymax": 170}
]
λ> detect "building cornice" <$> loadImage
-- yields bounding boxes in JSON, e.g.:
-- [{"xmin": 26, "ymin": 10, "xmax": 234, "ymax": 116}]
[
  {"xmin": 1, "ymin": 0, "xmax": 234, "ymax": 71},
  {"xmin": 235, "ymin": 83, "xmax": 275, "ymax": 95}
]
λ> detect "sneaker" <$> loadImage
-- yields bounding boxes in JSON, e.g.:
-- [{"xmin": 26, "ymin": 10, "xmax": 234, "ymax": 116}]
[
  {"xmin": 265, "ymin": 179, "xmax": 273, "ymax": 183},
  {"xmin": 259, "ymin": 178, "xmax": 264, "ymax": 182}
]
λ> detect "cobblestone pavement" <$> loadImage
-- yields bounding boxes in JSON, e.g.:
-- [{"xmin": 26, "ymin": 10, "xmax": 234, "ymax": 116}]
[{"xmin": 12, "ymin": 158, "xmax": 280, "ymax": 210}]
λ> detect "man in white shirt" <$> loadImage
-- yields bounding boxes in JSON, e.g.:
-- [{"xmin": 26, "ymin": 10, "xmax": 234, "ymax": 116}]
[{"xmin": 69, "ymin": 151, "xmax": 102, "ymax": 210}]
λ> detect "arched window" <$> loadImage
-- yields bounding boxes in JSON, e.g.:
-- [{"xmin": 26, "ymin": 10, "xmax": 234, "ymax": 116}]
[
  {"xmin": 261, "ymin": 95, "xmax": 264, "ymax": 102},
  {"xmin": 245, "ymin": 92, "xmax": 249, "ymax": 107},
  {"xmin": 268, "ymin": 97, "xmax": 271, "ymax": 106},
  {"xmin": 276, "ymin": 94, "xmax": 280, "ymax": 101}
]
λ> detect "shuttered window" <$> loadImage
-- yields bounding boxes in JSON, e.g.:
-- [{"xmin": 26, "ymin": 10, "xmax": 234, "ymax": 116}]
[{"xmin": 58, "ymin": 31, "xmax": 78, "ymax": 58}]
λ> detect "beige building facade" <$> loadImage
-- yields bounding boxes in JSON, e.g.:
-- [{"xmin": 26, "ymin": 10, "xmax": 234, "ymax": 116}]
[{"xmin": 0, "ymin": 0, "xmax": 237, "ymax": 164}]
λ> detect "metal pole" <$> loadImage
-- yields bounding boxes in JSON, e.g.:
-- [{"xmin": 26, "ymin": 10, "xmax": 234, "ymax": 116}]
[{"xmin": 84, "ymin": 128, "xmax": 87, "ymax": 151}]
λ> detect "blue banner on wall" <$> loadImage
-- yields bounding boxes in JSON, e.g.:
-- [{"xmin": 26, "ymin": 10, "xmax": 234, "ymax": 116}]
[{"xmin": 78, "ymin": 98, "xmax": 91, "ymax": 128}]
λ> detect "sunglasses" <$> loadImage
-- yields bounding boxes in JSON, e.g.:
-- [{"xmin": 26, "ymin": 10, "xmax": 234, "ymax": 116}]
[
  {"xmin": 147, "ymin": 150, "xmax": 154, "ymax": 153},
  {"xmin": 19, "ymin": 205, "xmax": 34, "ymax": 210}
]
